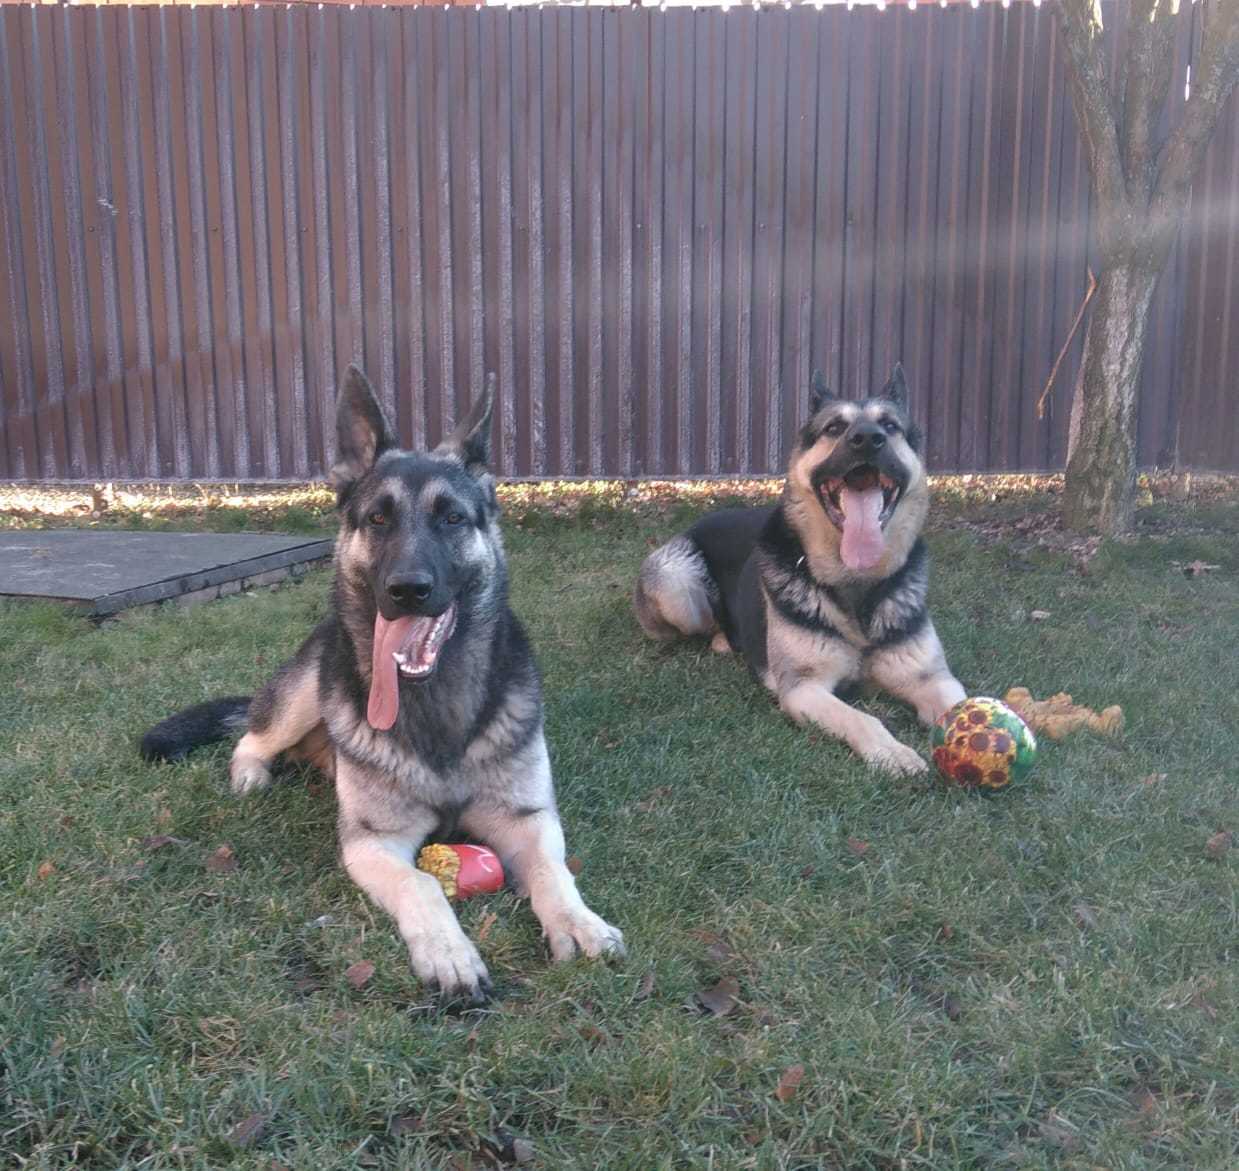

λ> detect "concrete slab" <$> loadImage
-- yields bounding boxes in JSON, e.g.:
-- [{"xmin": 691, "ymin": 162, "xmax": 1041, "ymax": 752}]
[{"xmin": 0, "ymin": 530, "xmax": 333, "ymax": 615}]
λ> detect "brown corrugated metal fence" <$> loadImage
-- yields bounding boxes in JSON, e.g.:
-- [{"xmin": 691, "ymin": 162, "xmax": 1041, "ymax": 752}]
[{"xmin": 0, "ymin": 2, "xmax": 1234, "ymax": 482}]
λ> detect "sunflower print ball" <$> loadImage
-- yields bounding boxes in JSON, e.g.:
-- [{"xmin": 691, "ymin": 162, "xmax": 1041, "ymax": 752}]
[{"xmin": 931, "ymin": 697, "xmax": 1037, "ymax": 791}]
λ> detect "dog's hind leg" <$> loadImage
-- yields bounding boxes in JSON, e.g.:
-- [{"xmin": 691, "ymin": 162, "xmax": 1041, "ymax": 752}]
[
  {"xmin": 230, "ymin": 647, "xmax": 323, "ymax": 796},
  {"xmin": 634, "ymin": 535, "xmax": 718, "ymax": 641}
]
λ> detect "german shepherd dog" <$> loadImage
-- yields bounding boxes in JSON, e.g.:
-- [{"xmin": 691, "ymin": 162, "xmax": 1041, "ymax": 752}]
[
  {"xmin": 143, "ymin": 367, "xmax": 624, "ymax": 1003},
  {"xmin": 634, "ymin": 365, "xmax": 964, "ymax": 775}
]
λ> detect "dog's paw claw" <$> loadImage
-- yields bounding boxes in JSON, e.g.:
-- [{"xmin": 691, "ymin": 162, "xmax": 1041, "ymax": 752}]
[
  {"xmin": 546, "ymin": 909, "xmax": 626, "ymax": 963},
  {"xmin": 868, "ymin": 741, "xmax": 929, "ymax": 776},
  {"xmin": 406, "ymin": 931, "xmax": 491, "ymax": 1004},
  {"xmin": 229, "ymin": 756, "xmax": 273, "ymax": 796}
]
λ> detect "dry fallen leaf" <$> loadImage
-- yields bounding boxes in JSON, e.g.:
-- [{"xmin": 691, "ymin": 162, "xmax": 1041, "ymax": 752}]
[
  {"xmin": 634, "ymin": 786, "xmax": 673, "ymax": 813},
  {"xmin": 1037, "ymin": 1113, "xmax": 1080, "ymax": 1152},
  {"xmin": 346, "ymin": 960, "xmax": 376, "ymax": 989},
  {"xmin": 1141, "ymin": 773, "xmax": 1168, "ymax": 786},
  {"xmin": 566, "ymin": 855, "xmax": 584, "ymax": 876},
  {"xmin": 942, "ymin": 994, "xmax": 963, "ymax": 1022},
  {"xmin": 226, "ymin": 1112, "xmax": 268, "ymax": 1149},
  {"xmin": 205, "ymin": 844, "xmax": 237, "ymax": 874},
  {"xmin": 578, "ymin": 1023, "xmax": 611, "ymax": 1048},
  {"xmin": 845, "ymin": 837, "xmax": 869, "ymax": 857},
  {"xmin": 938, "ymin": 922, "xmax": 955, "ymax": 941},
  {"xmin": 35, "ymin": 860, "xmax": 56, "ymax": 880},
  {"xmin": 798, "ymin": 864, "xmax": 817, "ymax": 879},
  {"xmin": 693, "ymin": 976, "xmax": 740, "ymax": 1018},
  {"xmin": 774, "ymin": 1063, "xmax": 805, "ymax": 1102},
  {"xmin": 1189, "ymin": 987, "xmax": 1219, "ymax": 1020},
  {"xmin": 142, "ymin": 834, "xmax": 188, "ymax": 851},
  {"xmin": 689, "ymin": 930, "xmax": 737, "ymax": 965},
  {"xmin": 632, "ymin": 968, "xmax": 656, "ymax": 1003},
  {"xmin": 476, "ymin": 910, "xmax": 498, "ymax": 943},
  {"xmin": 1205, "ymin": 830, "xmax": 1233, "ymax": 860},
  {"xmin": 1181, "ymin": 560, "xmax": 1219, "ymax": 578},
  {"xmin": 389, "ymin": 1113, "xmax": 424, "ymax": 1137},
  {"xmin": 1073, "ymin": 904, "xmax": 1100, "ymax": 931}
]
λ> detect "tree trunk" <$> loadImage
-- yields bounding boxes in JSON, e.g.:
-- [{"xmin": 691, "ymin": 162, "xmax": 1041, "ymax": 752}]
[{"xmin": 1061, "ymin": 261, "xmax": 1162, "ymax": 535}]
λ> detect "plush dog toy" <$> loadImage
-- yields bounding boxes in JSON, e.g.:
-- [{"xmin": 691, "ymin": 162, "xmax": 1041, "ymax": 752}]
[{"xmin": 1003, "ymin": 687, "xmax": 1124, "ymax": 741}]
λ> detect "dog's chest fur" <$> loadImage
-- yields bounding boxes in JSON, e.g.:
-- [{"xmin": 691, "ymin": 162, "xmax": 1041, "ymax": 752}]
[{"xmin": 320, "ymin": 596, "xmax": 545, "ymax": 814}]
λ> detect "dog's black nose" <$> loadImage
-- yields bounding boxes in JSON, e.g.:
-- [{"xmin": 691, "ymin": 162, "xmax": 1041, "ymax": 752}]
[
  {"xmin": 848, "ymin": 424, "xmax": 886, "ymax": 451},
  {"xmin": 388, "ymin": 571, "xmax": 435, "ymax": 608}
]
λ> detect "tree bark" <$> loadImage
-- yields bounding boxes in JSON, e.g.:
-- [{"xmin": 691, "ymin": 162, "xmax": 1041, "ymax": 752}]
[{"xmin": 1062, "ymin": 261, "xmax": 1162, "ymax": 534}]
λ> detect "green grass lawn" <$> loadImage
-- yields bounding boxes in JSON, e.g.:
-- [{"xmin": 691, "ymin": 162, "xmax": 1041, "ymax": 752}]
[{"xmin": 2, "ymin": 483, "xmax": 1237, "ymax": 1169}]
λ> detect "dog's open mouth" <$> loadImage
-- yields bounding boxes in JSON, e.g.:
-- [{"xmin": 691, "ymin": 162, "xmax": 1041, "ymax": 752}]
[
  {"xmin": 817, "ymin": 466, "xmax": 902, "ymax": 572},
  {"xmin": 367, "ymin": 602, "xmax": 459, "ymax": 730},
  {"xmin": 390, "ymin": 605, "xmax": 458, "ymax": 680}
]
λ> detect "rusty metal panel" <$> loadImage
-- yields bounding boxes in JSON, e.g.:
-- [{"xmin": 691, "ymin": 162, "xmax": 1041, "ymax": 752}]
[{"xmin": 0, "ymin": 3, "xmax": 1235, "ymax": 482}]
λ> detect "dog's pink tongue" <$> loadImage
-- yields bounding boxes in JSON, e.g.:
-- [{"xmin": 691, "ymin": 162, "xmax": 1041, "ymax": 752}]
[
  {"xmin": 368, "ymin": 613, "xmax": 416, "ymax": 731},
  {"xmin": 839, "ymin": 486, "xmax": 887, "ymax": 571}
]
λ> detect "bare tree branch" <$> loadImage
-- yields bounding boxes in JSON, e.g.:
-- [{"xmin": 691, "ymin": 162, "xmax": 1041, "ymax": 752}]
[
  {"xmin": 1056, "ymin": 0, "xmax": 1126, "ymax": 208},
  {"xmin": 1153, "ymin": 0, "xmax": 1239, "ymax": 211},
  {"xmin": 1119, "ymin": 0, "xmax": 1179, "ymax": 202}
]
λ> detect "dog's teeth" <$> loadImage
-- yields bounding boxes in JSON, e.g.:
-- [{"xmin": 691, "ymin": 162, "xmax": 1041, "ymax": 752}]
[{"xmin": 392, "ymin": 651, "xmax": 407, "ymax": 664}]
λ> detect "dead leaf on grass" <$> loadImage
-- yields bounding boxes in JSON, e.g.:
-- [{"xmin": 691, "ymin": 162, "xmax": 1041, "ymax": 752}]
[
  {"xmin": 845, "ymin": 837, "xmax": 870, "ymax": 857},
  {"xmin": 205, "ymin": 844, "xmax": 237, "ymax": 874},
  {"xmin": 566, "ymin": 855, "xmax": 584, "ymax": 876},
  {"xmin": 634, "ymin": 786, "xmax": 673, "ymax": 813},
  {"xmin": 942, "ymin": 994, "xmax": 963, "ymax": 1022},
  {"xmin": 632, "ymin": 968, "xmax": 656, "ymax": 1003},
  {"xmin": 346, "ymin": 960, "xmax": 376, "ymax": 990},
  {"xmin": 578, "ymin": 1022, "xmax": 611, "ymax": 1048},
  {"xmin": 1036, "ymin": 1113, "xmax": 1080, "ymax": 1151},
  {"xmin": 689, "ymin": 930, "xmax": 737, "ymax": 965},
  {"xmin": 1179, "ymin": 559, "xmax": 1220, "ymax": 578},
  {"xmin": 142, "ymin": 834, "xmax": 188, "ymax": 851},
  {"xmin": 692, "ymin": 975, "xmax": 740, "ymax": 1018},
  {"xmin": 1140, "ymin": 773, "xmax": 1168, "ymax": 786},
  {"xmin": 479, "ymin": 1131, "xmax": 534, "ymax": 1166},
  {"xmin": 1205, "ymin": 830, "xmax": 1233, "ymax": 860},
  {"xmin": 938, "ymin": 922, "xmax": 955, "ymax": 941},
  {"xmin": 798, "ymin": 864, "xmax": 816, "ymax": 879},
  {"xmin": 35, "ymin": 860, "xmax": 56, "ymax": 880},
  {"xmin": 1189, "ymin": 987, "xmax": 1219, "ymax": 1020},
  {"xmin": 226, "ymin": 1112, "xmax": 268, "ymax": 1148},
  {"xmin": 476, "ymin": 910, "xmax": 498, "ymax": 942},
  {"xmin": 1073, "ymin": 904, "xmax": 1099, "ymax": 931},
  {"xmin": 774, "ymin": 1063, "xmax": 805, "ymax": 1102},
  {"xmin": 389, "ymin": 1113, "xmax": 424, "ymax": 1137}
]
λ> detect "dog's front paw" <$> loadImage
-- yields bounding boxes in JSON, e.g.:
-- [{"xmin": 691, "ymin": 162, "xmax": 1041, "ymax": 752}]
[
  {"xmin": 865, "ymin": 739, "xmax": 929, "ymax": 776},
  {"xmin": 543, "ymin": 907, "xmax": 626, "ymax": 963},
  {"xmin": 405, "ymin": 929, "xmax": 492, "ymax": 1005},
  {"xmin": 229, "ymin": 754, "xmax": 273, "ymax": 796}
]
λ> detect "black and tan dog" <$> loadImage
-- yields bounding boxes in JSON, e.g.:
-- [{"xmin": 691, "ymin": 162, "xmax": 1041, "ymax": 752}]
[
  {"xmin": 143, "ymin": 366, "xmax": 623, "ymax": 1002},
  {"xmin": 635, "ymin": 365, "xmax": 964, "ymax": 775}
]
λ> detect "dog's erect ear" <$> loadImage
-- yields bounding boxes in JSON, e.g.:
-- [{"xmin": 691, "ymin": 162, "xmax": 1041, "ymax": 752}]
[
  {"xmin": 809, "ymin": 369, "xmax": 837, "ymax": 415},
  {"xmin": 877, "ymin": 363, "xmax": 909, "ymax": 411},
  {"xmin": 436, "ymin": 372, "xmax": 495, "ymax": 478},
  {"xmin": 331, "ymin": 365, "xmax": 397, "ymax": 496}
]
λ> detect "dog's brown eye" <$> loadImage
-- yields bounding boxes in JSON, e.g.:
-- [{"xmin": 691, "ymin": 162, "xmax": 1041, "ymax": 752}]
[
  {"xmin": 824, "ymin": 420, "xmax": 846, "ymax": 438},
  {"xmin": 444, "ymin": 511, "xmax": 464, "ymax": 526},
  {"xmin": 368, "ymin": 510, "xmax": 387, "ymax": 527}
]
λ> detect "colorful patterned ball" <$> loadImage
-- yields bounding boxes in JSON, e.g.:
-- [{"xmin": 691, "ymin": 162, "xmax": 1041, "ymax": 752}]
[{"xmin": 931, "ymin": 696, "xmax": 1037, "ymax": 791}]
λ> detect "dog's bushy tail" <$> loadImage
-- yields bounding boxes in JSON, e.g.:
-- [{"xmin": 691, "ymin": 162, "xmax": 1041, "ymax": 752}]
[
  {"xmin": 140, "ymin": 697, "xmax": 251, "ymax": 763},
  {"xmin": 634, "ymin": 534, "xmax": 719, "ymax": 641}
]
